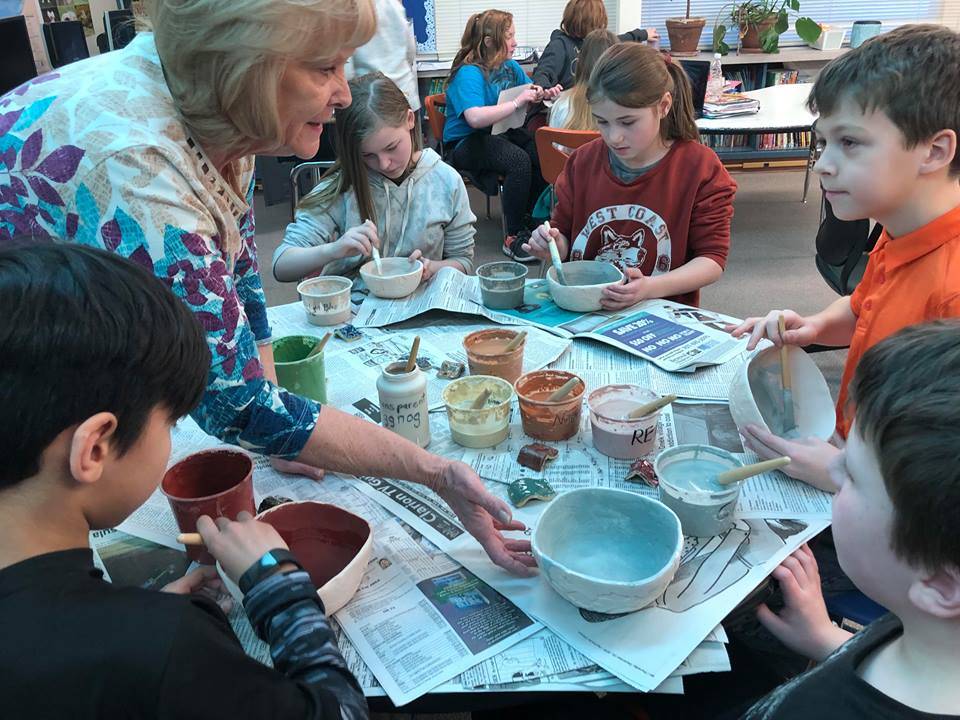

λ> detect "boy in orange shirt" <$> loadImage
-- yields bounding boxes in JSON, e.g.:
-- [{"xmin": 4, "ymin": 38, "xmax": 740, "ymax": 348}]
[{"xmin": 732, "ymin": 24, "xmax": 960, "ymax": 492}]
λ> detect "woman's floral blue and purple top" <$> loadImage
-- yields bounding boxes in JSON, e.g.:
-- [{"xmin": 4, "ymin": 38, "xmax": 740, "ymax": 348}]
[{"xmin": 0, "ymin": 34, "xmax": 319, "ymax": 458}]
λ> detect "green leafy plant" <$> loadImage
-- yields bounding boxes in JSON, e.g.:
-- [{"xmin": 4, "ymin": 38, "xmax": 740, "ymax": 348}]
[{"xmin": 713, "ymin": 0, "xmax": 821, "ymax": 54}]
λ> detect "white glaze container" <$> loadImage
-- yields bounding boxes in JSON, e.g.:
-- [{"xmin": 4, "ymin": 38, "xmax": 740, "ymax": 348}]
[
  {"xmin": 655, "ymin": 444, "xmax": 743, "ymax": 537},
  {"xmin": 377, "ymin": 361, "xmax": 430, "ymax": 447},
  {"xmin": 297, "ymin": 276, "xmax": 352, "ymax": 326},
  {"xmin": 532, "ymin": 487, "xmax": 683, "ymax": 614}
]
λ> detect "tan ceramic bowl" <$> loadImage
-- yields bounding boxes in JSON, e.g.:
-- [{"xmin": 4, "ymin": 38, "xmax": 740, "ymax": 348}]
[
  {"xmin": 546, "ymin": 261, "xmax": 624, "ymax": 312},
  {"xmin": 359, "ymin": 257, "xmax": 423, "ymax": 299}
]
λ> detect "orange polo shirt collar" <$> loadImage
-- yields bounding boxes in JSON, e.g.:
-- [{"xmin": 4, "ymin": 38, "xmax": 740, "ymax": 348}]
[{"xmin": 877, "ymin": 203, "xmax": 960, "ymax": 269}]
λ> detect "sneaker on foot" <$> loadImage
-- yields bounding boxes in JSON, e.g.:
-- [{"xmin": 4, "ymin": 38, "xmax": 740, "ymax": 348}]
[{"xmin": 503, "ymin": 231, "xmax": 536, "ymax": 263}]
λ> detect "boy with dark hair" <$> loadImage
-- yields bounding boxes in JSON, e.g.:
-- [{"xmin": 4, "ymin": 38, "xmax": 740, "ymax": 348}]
[
  {"xmin": 0, "ymin": 244, "xmax": 367, "ymax": 719},
  {"xmin": 743, "ymin": 320, "xmax": 960, "ymax": 718},
  {"xmin": 732, "ymin": 24, "xmax": 960, "ymax": 491}
]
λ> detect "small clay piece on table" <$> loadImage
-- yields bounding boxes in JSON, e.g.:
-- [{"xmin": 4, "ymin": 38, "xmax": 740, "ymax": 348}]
[
  {"xmin": 415, "ymin": 357, "xmax": 433, "ymax": 371},
  {"xmin": 438, "ymin": 360, "xmax": 465, "ymax": 379},
  {"xmin": 508, "ymin": 477, "xmax": 557, "ymax": 508},
  {"xmin": 258, "ymin": 495, "xmax": 294, "ymax": 513},
  {"xmin": 517, "ymin": 443, "xmax": 559, "ymax": 472},
  {"xmin": 625, "ymin": 458, "xmax": 658, "ymax": 488},
  {"xmin": 334, "ymin": 324, "xmax": 363, "ymax": 343}
]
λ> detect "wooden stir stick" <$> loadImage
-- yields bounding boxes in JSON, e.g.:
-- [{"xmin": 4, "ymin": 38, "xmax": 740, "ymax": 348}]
[
  {"xmin": 716, "ymin": 456, "xmax": 791, "ymax": 485},
  {"xmin": 177, "ymin": 533, "xmax": 204, "ymax": 546},
  {"xmin": 503, "ymin": 330, "xmax": 527, "ymax": 352},
  {"xmin": 628, "ymin": 393, "xmax": 677, "ymax": 419},
  {"xmin": 404, "ymin": 335, "xmax": 421, "ymax": 373},
  {"xmin": 547, "ymin": 376, "xmax": 581, "ymax": 402},
  {"xmin": 305, "ymin": 332, "xmax": 332, "ymax": 359},
  {"xmin": 471, "ymin": 388, "xmax": 492, "ymax": 409}
]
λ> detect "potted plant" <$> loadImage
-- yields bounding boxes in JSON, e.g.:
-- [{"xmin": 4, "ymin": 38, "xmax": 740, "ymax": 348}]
[
  {"xmin": 713, "ymin": 0, "xmax": 821, "ymax": 55},
  {"xmin": 666, "ymin": 0, "xmax": 707, "ymax": 57}
]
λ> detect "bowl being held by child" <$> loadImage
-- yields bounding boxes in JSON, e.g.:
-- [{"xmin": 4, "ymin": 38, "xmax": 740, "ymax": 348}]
[
  {"xmin": 359, "ymin": 257, "xmax": 423, "ymax": 299},
  {"xmin": 532, "ymin": 487, "xmax": 683, "ymax": 614},
  {"xmin": 546, "ymin": 261, "xmax": 624, "ymax": 312},
  {"xmin": 297, "ymin": 276, "xmax": 353, "ymax": 326},
  {"xmin": 219, "ymin": 501, "xmax": 373, "ymax": 615},
  {"xmin": 728, "ymin": 345, "xmax": 835, "ymax": 441}
]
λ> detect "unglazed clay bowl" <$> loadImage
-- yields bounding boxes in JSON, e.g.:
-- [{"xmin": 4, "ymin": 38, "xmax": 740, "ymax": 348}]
[
  {"xmin": 532, "ymin": 487, "xmax": 683, "ymax": 614},
  {"xmin": 546, "ymin": 261, "xmax": 624, "ymax": 312},
  {"xmin": 219, "ymin": 501, "xmax": 373, "ymax": 615},
  {"xmin": 728, "ymin": 345, "xmax": 835, "ymax": 440},
  {"xmin": 297, "ymin": 276, "xmax": 352, "ymax": 326},
  {"xmin": 359, "ymin": 257, "xmax": 423, "ymax": 299}
]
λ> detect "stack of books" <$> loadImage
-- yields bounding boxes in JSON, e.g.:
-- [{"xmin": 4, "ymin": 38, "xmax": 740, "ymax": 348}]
[{"xmin": 702, "ymin": 93, "xmax": 761, "ymax": 119}]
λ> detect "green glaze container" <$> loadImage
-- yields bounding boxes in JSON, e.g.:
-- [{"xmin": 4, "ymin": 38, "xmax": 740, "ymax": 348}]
[{"xmin": 273, "ymin": 335, "xmax": 327, "ymax": 403}]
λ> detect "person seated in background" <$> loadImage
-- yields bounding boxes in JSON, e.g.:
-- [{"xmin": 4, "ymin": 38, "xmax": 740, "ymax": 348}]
[
  {"xmin": 0, "ymin": 243, "xmax": 367, "ymax": 720},
  {"xmin": 346, "ymin": 0, "xmax": 421, "ymax": 113},
  {"xmin": 742, "ymin": 320, "xmax": 960, "ymax": 719},
  {"xmin": 732, "ymin": 24, "xmax": 960, "ymax": 492},
  {"xmin": 275, "ymin": 73, "xmax": 475, "ymax": 285},
  {"xmin": 547, "ymin": 28, "xmax": 618, "ymax": 133}
]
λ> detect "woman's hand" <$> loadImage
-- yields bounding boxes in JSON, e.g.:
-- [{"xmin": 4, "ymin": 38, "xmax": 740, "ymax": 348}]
[
  {"xmin": 522, "ymin": 223, "xmax": 567, "ymax": 263},
  {"xmin": 730, "ymin": 309, "xmax": 821, "ymax": 350},
  {"xmin": 741, "ymin": 424, "xmax": 840, "ymax": 492},
  {"xmin": 270, "ymin": 456, "xmax": 325, "ymax": 481},
  {"xmin": 600, "ymin": 267, "xmax": 650, "ymax": 310},
  {"xmin": 756, "ymin": 544, "xmax": 852, "ymax": 661},
  {"xmin": 331, "ymin": 220, "xmax": 380, "ymax": 260},
  {"xmin": 433, "ymin": 461, "xmax": 537, "ymax": 577},
  {"xmin": 161, "ymin": 565, "xmax": 233, "ymax": 613},
  {"xmin": 196, "ymin": 512, "xmax": 293, "ymax": 586},
  {"xmin": 407, "ymin": 249, "xmax": 435, "ymax": 283}
]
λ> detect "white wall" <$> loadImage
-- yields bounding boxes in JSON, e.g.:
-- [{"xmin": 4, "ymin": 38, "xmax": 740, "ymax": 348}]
[{"xmin": 616, "ymin": 0, "xmax": 643, "ymax": 33}]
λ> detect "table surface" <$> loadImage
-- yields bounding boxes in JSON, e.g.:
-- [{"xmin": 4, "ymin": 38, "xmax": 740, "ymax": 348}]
[{"xmin": 696, "ymin": 83, "xmax": 817, "ymax": 132}]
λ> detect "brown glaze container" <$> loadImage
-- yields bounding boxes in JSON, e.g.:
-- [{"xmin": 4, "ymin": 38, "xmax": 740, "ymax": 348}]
[
  {"xmin": 161, "ymin": 449, "xmax": 256, "ymax": 563},
  {"xmin": 514, "ymin": 370, "xmax": 585, "ymax": 441},
  {"xmin": 463, "ymin": 328, "xmax": 526, "ymax": 384}
]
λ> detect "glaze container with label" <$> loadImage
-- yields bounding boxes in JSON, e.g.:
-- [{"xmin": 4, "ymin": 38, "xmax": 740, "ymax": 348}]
[
  {"xmin": 587, "ymin": 384, "xmax": 661, "ymax": 459},
  {"xmin": 654, "ymin": 444, "xmax": 743, "ymax": 537},
  {"xmin": 463, "ymin": 328, "xmax": 526, "ymax": 383},
  {"xmin": 442, "ymin": 375, "xmax": 514, "ymax": 448},
  {"xmin": 515, "ymin": 370, "xmax": 585, "ymax": 441},
  {"xmin": 377, "ymin": 361, "xmax": 430, "ymax": 447}
]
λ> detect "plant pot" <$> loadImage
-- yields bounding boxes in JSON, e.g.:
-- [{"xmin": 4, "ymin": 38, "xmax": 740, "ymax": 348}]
[
  {"xmin": 666, "ymin": 17, "xmax": 706, "ymax": 56},
  {"xmin": 739, "ymin": 16, "xmax": 777, "ymax": 53}
]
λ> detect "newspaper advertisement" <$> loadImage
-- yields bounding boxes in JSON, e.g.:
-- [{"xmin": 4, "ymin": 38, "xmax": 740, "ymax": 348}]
[
  {"xmin": 267, "ymin": 302, "xmax": 570, "ymax": 410},
  {"xmin": 118, "ymin": 418, "xmax": 541, "ymax": 706},
  {"xmin": 352, "ymin": 269, "xmax": 746, "ymax": 371}
]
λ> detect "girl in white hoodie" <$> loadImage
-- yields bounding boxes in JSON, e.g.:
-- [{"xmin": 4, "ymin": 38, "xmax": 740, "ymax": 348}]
[{"xmin": 274, "ymin": 73, "xmax": 476, "ymax": 284}]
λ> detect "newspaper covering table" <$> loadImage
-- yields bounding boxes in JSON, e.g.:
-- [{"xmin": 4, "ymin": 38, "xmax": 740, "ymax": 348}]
[{"xmin": 352, "ymin": 268, "xmax": 748, "ymax": 371}]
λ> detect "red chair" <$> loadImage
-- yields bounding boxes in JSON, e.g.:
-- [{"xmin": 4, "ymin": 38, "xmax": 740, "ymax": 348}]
[{"xmin": 535, "ymin": 126, "xmax": 600, "ymax": 186}]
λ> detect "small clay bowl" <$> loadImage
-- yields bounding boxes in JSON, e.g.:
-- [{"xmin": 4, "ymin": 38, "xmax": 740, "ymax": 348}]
[
  {"xmin": 442, "ymin": 375, "xmax": 514, "ymax": 448},
  {"xmin": 728, "ymin": 345, "xmax": 835, "ymax": 440},
  {"xmin": 359, "ymin": 257, "xmax": 423, "ymax": 299},
  {"xmin": 546, "ymin": 261, "xmax": 624, "ymax": 312},
  {"xmin": 219, "ymin": 501, "xmax": 373, "ymax": 615},
  {"xmin": 532, "ymin": 487, "xmax": 683, "ymax": 614},
  {"xmin": 514, "ymin": 370, "xmax": 585, "ymax": 442},
  {"xmin": 297, "ymin": 276, "xmax": 352, "ymax": 326}
]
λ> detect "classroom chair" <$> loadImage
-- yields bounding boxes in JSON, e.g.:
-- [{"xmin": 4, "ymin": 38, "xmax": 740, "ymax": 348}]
[
  {"xmin": 815, "ymin": 196, "xmax": 881, "ymax": 297},
  {"xmin": 534, "ymin": 126, "xmax": 600, "ymax": 187},
  {"xmin": 288, "ymin": 160, "xmax": 335, "ymax": 220},
  {"xmin": 423, "ymin": 93, "xmax": 505, "ymax": 236}
]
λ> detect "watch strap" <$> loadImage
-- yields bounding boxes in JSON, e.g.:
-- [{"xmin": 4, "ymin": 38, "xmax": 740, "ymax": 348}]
[{"xmin": 238, "ymin": 548, "xmax": 303, "ymax": 595}]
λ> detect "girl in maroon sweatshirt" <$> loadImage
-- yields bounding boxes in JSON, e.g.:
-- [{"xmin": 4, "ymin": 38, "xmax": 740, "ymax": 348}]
[{"xmin": 524, "ymin": 43, "xmax": 737, "ymax": 308}]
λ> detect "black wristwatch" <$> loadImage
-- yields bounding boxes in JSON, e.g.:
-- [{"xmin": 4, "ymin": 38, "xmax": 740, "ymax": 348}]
[{"xmin": 238, "ymin": 549, "xmax": 304, "ymax": 594}]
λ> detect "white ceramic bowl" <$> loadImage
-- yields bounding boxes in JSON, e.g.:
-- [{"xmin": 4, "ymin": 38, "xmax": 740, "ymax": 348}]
[
  {"xmin": 359, "ymin": 257, "xmax": 423, "ymax": 299},
  {"xmin": 218, "ymin": 500, "xmax": 373, "ymax": 616},
  {"xmin": 728, "ymin": 345, "xmax": 835, "ymax": 440},
  {"xmin": 546, "ymin": 261, "xmax": 624, "ymax": 312},
  {"xmin": 532, "ymin": 487, "xmax": 683, "ymax": 614},
  {"xmin": 297, "ymin": 276, "xmax": 352, "ymax": 326}
]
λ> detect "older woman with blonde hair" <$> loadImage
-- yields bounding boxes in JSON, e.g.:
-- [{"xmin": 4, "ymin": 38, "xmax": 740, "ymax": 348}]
[{"xmin": 0, "ymin": 0, "xmax": 535, "ymax": 578}]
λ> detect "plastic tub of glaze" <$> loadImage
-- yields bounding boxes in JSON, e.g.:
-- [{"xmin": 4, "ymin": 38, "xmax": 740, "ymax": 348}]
[
  {"xmin": 297, "ymin": 276, "xmax": 352, "ymax": 326},
  {"xmin": 728, "ymin": 345, "xmax": 835, "ymax": 441},
  {"xmin": 476, "ymin": 261, "xmax": 528, "ymax": 309},
  {"xmin": 463, "ymin": 328, "xmax": 526, "ymax": 384},
  {"xmin": 587, "ymin": 385, "xmax": 661, "ymax": 459},
  {"xmin": 219, "ymin": 500, "xmax": 373, "ymax": 615},
  {"xmin": 273, "ymin": 335, "xmax": 327, "ymax": 403},
  {"xmin": 515, "ymin": 370, "xmax": 585, "ymax": 441},
  {"xmin": 162, "ymin": 449, "xmax": 256, "ymax": 564},
  {"xmin": 546, "ymin": 261, "xmax": 624, "ymax": 312},
  {"xmin": 359, "ymin": 257, "xmax": 423, "ymax": 298},
  {"xmin": 532, "ymin": 487, "xmax": 683, "ymax": 613},
  {"xmin": 442, "ymin": 375, "xmax": 514, "ymax": 448},
  {"xmin": 655, "ymin": 444, "xmax": 743, "ymax": 537}
]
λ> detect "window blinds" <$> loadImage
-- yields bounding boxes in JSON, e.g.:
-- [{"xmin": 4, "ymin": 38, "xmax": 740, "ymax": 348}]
[{"xmin": 433, "ymin": 0, "xmax": 619, "ymax": 60}]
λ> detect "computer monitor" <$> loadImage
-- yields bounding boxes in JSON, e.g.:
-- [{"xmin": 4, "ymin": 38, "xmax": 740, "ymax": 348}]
[
  {"xmin": 104, "ymin": 9, "xmax": 136, "ymax": 51},
  {"xmin": 42, "ymin": 20, "xmax": 89, "ymax": 69},
  {"xmin": 679, "ymin": 60, "xmax": 709, "ymax": 118},
  {"xmin": 0, "ymin": 16, "xmax": 39, "ymax": 96}
]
